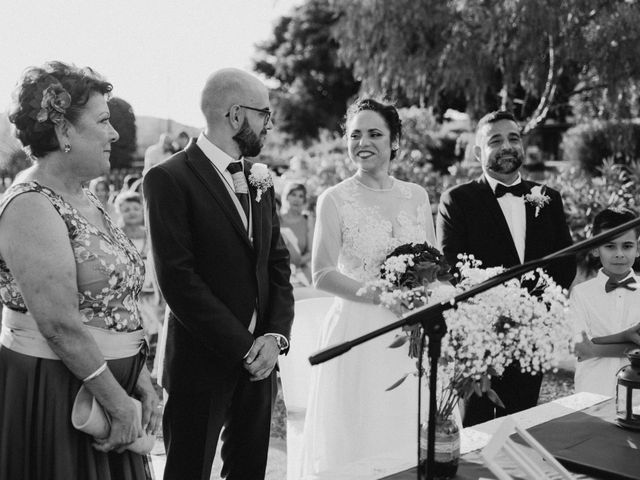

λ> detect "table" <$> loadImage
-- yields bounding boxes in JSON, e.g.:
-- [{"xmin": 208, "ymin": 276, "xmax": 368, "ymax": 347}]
[{"xmin": 309, "ymin": 392, "xmax": 638, "ymax": 480}]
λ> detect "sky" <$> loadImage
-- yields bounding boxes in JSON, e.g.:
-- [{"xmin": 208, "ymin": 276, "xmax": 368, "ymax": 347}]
[{"xmin": 0, "ymin": 0, "xmax": 301, "ymax": 128}]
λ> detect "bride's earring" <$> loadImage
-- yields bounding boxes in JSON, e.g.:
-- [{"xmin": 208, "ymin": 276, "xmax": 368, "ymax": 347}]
[{"xmin": 63, "ymin": 143, "xmax": 71, "ymax": 153}]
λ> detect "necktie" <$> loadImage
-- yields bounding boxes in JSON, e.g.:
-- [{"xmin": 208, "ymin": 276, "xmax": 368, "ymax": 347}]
[
  {"xmin": 494, "ymin": 182, "xmax": 528, "ymax": 198},
  {"xmin": 605, "ymin": 277, "xmax": 637, "ymax": 293},
  {"xmin": 226, "ymin": 161, "xmax": 250, "ymax": 222}
]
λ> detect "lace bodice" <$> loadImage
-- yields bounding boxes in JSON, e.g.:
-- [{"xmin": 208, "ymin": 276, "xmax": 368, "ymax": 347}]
[
  {"xmin": 0, "ymin": 182, "xmax": 144, "ymax": 332},
  {"xmin": 312, "ymin": 177, "xmax": 436, "ymax": 284}
]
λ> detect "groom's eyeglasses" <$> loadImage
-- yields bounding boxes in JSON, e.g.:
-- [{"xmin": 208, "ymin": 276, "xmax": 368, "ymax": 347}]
[{"xmin": 225, "ymin": 105, "xmax": 272, "ymax": 126}]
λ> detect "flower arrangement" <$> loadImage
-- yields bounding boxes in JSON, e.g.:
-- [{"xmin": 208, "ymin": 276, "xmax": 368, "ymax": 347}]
[
  {"xmin": 524, "ymin": 185, "xmax": 551, "ymax": 218},
  {"xmin": 248, "ymin": 163, "xmax": 274, "ymax": 202},
  {"xmin": 366, "ymin": 251, "xmax": 572, "ymax": 421},
  {"xmin": 358, "ymin": 242, "xmax": 453, "ymax": 357},
  {"xmin": 36, "ymin": 84, "xmax": 71, "ymax": 126},
  {"xmin": 427, "ymin": 255, "xmax": 572, "ymax": 419}
]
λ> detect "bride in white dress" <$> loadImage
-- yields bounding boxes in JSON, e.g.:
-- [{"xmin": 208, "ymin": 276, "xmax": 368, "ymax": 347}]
[{"xmin": 300, "ymin": 98, "xmax": 437, "ymax": 476}]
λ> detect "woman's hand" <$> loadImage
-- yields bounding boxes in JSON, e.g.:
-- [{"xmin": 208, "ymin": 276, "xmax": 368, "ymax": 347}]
[
  {"xmin": 93, "ymin": 395, "xmax": 142, "ymax": 453},
  {"xmin": 134, "ymin": 366, "xmax": 162, "ymax": 436}
]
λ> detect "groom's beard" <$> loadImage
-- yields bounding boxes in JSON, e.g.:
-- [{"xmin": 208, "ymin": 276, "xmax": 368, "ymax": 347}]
[
  {"xmin": 233, "ymin": 119, "xmax": 264, "ymax": 158},
  {"xmin": 487, "ymin": 148, "xmax": 523, "ymax": 175}
]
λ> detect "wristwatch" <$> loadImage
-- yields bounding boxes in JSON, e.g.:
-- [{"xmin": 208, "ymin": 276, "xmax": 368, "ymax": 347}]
[{"xmin": 266, "ymin": 333, "xmax": 288, "ymax": 352}]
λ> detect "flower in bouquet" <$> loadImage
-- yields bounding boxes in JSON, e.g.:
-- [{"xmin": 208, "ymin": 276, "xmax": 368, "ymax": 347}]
[
  {"xmin": 358, "ymin": 242, "xmax": 453, "ymax": 357},
  {"xmin": 248, "ymin": 163, "xmax": 273, "ymax": 202}
]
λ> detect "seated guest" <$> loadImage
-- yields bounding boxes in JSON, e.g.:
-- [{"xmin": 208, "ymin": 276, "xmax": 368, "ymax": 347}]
[{"xmin": 0, "ymin": 60, "xmax": 161, "ymax": 479}]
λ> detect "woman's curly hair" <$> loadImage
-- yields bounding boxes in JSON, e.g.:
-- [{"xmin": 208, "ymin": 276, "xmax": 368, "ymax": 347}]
[{"xmin": 8, "ymin": 61, "xmax": 112, "ymax": 158}]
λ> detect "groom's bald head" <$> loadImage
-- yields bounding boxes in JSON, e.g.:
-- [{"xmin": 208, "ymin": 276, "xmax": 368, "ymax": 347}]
[{"xmin": 200, "ymin": 68, "xmax": 267, "ymax": 127}]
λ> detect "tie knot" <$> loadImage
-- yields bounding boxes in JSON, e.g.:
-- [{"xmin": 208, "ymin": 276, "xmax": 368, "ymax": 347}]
[
  {"xmin": 495, "ymin": 182, "xmax": 528, "ymax": 198},
  {"xmin": 605, "ymin": 276, "xmax": 637, "ymax": 293},
  {"xmin": 227, "ymin": 161, "xmax": 243, "ymax": 175}
]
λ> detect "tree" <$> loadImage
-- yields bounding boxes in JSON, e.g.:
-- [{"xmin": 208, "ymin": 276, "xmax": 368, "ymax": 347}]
[
  {"xmin": 253, "ymin": 0, "xmax": 360, "ymax": 141},
  {"xmin": 107, "ymin": 97, "xmax": 137, "ymax": 169},
  {"xmin": 333, "ymin": 0, "xmax": 640, "ymax": 132}
]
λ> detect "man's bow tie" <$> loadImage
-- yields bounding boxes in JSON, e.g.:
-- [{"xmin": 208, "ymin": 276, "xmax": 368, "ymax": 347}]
[
  {"xmin": 494, "ymin": 182, "xmax": 528, "ymax": 198},
  {"xmin": 605, "ymin": 277, "xmax": 637, "ymax": 293}
]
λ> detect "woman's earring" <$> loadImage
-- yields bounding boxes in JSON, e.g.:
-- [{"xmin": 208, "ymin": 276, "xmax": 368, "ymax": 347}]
[
  {"xmin": 63, "ymin": 144, "xmax": 71, "ymax": 153},
  {"xmin": 391, "ymin": 141, "xmax": 399, "ymax": 151}
]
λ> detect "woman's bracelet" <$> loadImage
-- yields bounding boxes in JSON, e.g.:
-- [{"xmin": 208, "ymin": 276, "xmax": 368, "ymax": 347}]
[{"xmin": 82, "ymin": 362, "xmax": 108, "ymax": 383}]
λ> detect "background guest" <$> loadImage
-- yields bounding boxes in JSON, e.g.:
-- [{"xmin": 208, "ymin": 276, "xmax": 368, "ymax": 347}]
[
  {"xmin": 142, "ymin": 132, "xmax": 173, "ymax": 175},
  {"xmin": 88, "ymin": 175, "xmax": 119, "ymax": 223},
  {"xmin": 279, "ymin": 182, "xmax": 314, "ymax": 286}
]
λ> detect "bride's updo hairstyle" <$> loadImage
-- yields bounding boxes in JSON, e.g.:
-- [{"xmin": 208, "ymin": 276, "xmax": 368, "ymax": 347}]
[
  {"xmin": 8, "ymin": 61, "xmax": 113, "ymax": 158},
  {"xmin": 344, "ymin": 98, "xmax": 402, "ymax": 160}
]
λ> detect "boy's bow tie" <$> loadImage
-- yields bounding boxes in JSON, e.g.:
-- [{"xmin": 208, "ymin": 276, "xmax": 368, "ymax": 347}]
[{"xmin": 605, "ymin": 277, "xmax": 637, "ymax": 293}]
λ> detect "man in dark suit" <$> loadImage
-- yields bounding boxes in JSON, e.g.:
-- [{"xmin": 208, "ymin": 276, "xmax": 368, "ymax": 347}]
[
  {"xmin": 436, "ymin": 110, "xmax": 576, "ymax": 427},
  {"xmin": 143, "ymin": 68, "xmax": 294, "ymax": 480}
]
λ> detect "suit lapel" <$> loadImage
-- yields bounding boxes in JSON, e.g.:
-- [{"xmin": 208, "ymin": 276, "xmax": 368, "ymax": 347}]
[
  {"xmin": 184, "ymin": 142, "xmax": 253, "ymax": 250},
  {"xmin": 523, "ymin": 180, "xmax": 541, "ymax": 260},
  {"xmin": 244, "ymin": 161, "xmax": 263, "ymax": 254},
  {"xmin": 475, "ymin": 176, "xmax": 520, "ymax": 262}
]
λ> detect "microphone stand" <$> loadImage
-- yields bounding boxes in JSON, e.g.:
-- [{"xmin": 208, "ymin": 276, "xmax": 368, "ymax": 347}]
[{"xmin": 309, "ymin": 216, "xmax": 640, "ymax": 480}]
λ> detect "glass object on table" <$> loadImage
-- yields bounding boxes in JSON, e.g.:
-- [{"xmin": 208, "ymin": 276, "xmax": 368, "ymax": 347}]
[
  {"xmin": 615, "ymin": 348, "xmax": 640, "ymax": 430},
  {"xmin": 420, "ymin": 415, "xmax": 460, "ymax": 479}
]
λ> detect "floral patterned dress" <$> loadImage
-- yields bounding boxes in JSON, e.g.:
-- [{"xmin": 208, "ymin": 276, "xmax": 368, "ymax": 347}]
[
  {"xmin": 300, "ymin": 177, "xmax": 436, "ymax": 476},
  {"xmin": 0, "ymin": 181, "xmax": 151, "ymax": 480}
]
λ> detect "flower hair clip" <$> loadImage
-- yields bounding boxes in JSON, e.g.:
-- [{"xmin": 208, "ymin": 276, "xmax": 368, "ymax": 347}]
[
  {"xmin": 36, "ymin": 84, "xmax": 71, "ymax": 125},
  {"xmin": 248, "ymin": 163, "xmax": 274, "ymax": 203},
  {"xmin": 524, "ymin": 185, "xmax": 551, "ymax": 218}
]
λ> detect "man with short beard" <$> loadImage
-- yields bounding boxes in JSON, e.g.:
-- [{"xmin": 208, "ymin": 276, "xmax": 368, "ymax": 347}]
[
  {"xmin": 436, "ymin": 110, "xmax": 576, "ymax": 426},
  {"xmin": 144, "ymin": 68, "xmax": 294, "ymax": 480}
]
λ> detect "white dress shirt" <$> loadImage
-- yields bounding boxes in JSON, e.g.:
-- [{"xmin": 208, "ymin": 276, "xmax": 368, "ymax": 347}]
[
  {"xmin": 571, "ymin": 270, "xmax": 640, "ymax": 397},
  {"xmin": 196, "ymin": 133, "xmax": 252, "ymax": 235},
  {"xmin": 485, "ymin": 173, "xmax": 527, "ymax": 263}
]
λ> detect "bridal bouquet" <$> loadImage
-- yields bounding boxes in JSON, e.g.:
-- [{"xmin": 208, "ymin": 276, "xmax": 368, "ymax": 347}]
[{"xmin": 358, "ymin": 242, "xmax": 453, "ymax": 357}]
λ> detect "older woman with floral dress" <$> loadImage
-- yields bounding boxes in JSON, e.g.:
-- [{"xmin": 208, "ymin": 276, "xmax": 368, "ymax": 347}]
[{"xmin": 0, "ymin": 61, "xmax": 160, "ymax": 480}]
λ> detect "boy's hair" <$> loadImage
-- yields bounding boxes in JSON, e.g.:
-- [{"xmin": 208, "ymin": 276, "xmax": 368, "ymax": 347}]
[{"xmin": 592, "ymin": 207, "xmax": 639, "ymax": 236}]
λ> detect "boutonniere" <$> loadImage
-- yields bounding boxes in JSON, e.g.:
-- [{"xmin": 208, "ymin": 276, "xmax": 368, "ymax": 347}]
[
  {"xmin": 524, "ymin": 185, "xmax": 551, "ymax": 218},
  {"xmin": 248, "ymin": 163, "xmax": 273, "ymax": 203}
]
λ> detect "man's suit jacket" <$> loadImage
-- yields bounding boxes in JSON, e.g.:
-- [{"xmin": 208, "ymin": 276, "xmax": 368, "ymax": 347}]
[
  {"xmin": 143, "ymin": 140, "xmax": 294, "ymax": 393},
  {"xmin": 436, "ymin": 175, "xmax": 576, "ymax": 290}
]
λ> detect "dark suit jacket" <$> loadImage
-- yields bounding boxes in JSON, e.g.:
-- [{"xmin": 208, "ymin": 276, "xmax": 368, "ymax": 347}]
[
  {"xmin": 436, "ymin": 175, "xmax": 576, "ymax": 290},
  {"xmin": 143, "ymin": 140, "xmax": 294, "ymax": 393}
]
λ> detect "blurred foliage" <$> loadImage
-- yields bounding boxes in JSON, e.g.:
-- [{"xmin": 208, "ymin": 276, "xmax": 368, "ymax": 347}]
[
  {"xmin": 253, "ymin": 0, "xmax": 360, "ymax": 141},
  {"xmin": 560, "ymin": 120, "xmax": 640, "ymax": 175},
  {"xmin": 543, "ymin": 160, "xmax": 640, "ymax": 272},
  {"xmin": 0, "ymin": 148, "xmax": 32, "ymax": 180},
  {"xmin": 332, "ymin": 0, "xmax": 640, "ymax": 132}
]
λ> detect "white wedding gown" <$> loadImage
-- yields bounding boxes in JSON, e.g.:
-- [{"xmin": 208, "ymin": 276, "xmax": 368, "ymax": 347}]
[{"xmin": 299, "ymin": 176, "xmax": 436, "ymax": 477}]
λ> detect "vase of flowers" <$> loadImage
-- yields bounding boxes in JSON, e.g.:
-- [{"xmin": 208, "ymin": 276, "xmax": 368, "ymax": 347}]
[
  {"xmin": 360, "ymin": 247, "xmax": 573, "ymax": 477},
  {"xmin": 419, "ymin": 415, "xmax": 460, "ymax": 479}
]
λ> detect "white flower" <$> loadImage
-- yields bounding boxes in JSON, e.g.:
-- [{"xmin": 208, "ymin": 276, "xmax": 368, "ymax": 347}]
[
  {"xmin": 248, "ymin": 163, "xmax": 274, "ymax": 203},
  {"xmin": 524, "ymin": 185, "xmax": 551, "ymax": 217}
]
